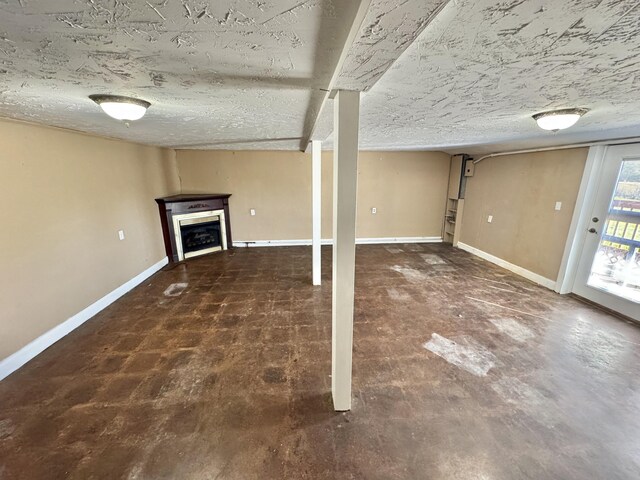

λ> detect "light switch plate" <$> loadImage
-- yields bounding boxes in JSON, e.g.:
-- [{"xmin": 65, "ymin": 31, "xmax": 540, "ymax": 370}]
[
  {"xmin": 371, "ymin": 207, "xmax": 377, "ymax": 214},
  {"xmin": 555, "ymin": 201, "xmax": 562, "ymax": 211},
  {"xmin": 118, "ymin": 230, "xmax": 125, "ymax": 240},
  {"xmin": 250, "ymin": 209, "xmax": 256, "ymax": 216},
  {"xmin": 487, "ymin": 215, "xmax": 493, "ymax": 223}
]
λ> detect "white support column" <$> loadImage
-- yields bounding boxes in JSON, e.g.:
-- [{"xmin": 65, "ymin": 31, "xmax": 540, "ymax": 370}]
[
  {"xmin": 331, "ymin": 90, "xmax": 360, "ymax": 411},
  {"xmin": 312, "ymin": 140, "xmax": 322, "ymax": 286}
]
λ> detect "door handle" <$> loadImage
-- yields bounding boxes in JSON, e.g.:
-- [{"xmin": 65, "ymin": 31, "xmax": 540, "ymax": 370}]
[{"xmin": 588, "ymin": 228, "xmax": 597, "ymax": 234}]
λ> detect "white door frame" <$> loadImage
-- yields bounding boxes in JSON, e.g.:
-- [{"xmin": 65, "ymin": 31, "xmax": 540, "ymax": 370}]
[{"xmin": 556, "ymin": 146, "xmax": 608, "ymax": 294}]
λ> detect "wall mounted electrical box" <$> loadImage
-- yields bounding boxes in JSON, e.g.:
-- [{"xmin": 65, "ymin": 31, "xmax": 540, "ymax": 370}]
[{"xmin": 464, "ymin": 160, "xmax": 475, "ymax": 177}]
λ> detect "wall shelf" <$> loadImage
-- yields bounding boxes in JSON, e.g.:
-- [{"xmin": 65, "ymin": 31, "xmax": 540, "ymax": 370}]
[{"xmin": 443, "ymin": 154, "xmax": 469, "ymax": 246}]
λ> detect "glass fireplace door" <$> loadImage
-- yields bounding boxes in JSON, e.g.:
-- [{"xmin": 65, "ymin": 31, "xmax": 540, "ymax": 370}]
[{"xmin": 172, "ymin": 210, "xmax": 227, "ymax": 261}]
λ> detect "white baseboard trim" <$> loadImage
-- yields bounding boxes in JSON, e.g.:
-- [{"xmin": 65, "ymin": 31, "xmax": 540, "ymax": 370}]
[
  {"xmin": 233, "ymin": 239, "xmax": 324, "ymax": 247},
  {"xmin": 457, "ymin": 242, "xmax": 556, "ymax": 290},
  {"xmin": 0, "ymin": 256, "xmax": 169, "ymax": 382},
  {"xmin": 233, "ymin": 236, "xmax": 442, "ymax": 248},
  {"xmin": 356, "ymin": 236, "xmax": 442, "ymax": 245}
]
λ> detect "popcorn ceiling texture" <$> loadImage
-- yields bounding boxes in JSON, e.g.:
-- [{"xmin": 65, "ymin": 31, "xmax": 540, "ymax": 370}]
[
  {"xmin": 356, "ymin": 0, "xmax": 640, "ymax": 154},
  {"xmin": 1, "ymin": 0, "xmax": 640, "ymax": 153},
  {"xmin": 0, "ymin": 0, "xmax": 358, "ymax": 150},
  {"xmin": 335, "ymin": 0, "xmax": 447, "ymax": 92},
  {"xmin": 310, "ymin": 0, "xmax": 448, "ymax": 146}
]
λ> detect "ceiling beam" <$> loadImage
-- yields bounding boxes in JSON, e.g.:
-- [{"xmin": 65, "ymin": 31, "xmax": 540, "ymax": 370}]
[
  {"xmin": 299, "ymin": 0, "xmax": 372, "ymax": 152},
  {"xmin": 300, "ymin": 0, "xmax": 452, "ymax": 151}
]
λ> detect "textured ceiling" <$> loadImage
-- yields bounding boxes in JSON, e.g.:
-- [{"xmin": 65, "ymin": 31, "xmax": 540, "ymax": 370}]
[
  {"xmin": 335, "ymin": 0, "xmax": 449, "ymax": 92},
  {"xmin": 355, "ymin": 0, "xmax": 640, "ymax": 155},
  {"xmin": 3, "ymin": 0, "xmax": 640, "ymax": 154},
  {"xmin": 0, "ymin": 0, "xmax": 360, "ymax": 150},
  {"xmin": 310, "ymin": 0, "xmax": 448, "ymax": 147}
]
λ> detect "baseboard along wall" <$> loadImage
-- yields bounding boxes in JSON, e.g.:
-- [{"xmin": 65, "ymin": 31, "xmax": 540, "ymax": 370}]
[
  {"xmin": 232, "ymin": 236, "xmax": 442, "ymax": 248},
  {"xmin": 0, "ymin": 257, "xmax": 169, "ymax": 381},
  {"xmin": 457, "ymin": 242, "xmax": 557, "ymax": 290}
]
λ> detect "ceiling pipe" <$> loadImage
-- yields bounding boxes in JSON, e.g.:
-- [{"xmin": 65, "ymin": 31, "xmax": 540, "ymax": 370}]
[{"xmin": 471, "ymin": 135, "xmax": 640, "ymax": 164}]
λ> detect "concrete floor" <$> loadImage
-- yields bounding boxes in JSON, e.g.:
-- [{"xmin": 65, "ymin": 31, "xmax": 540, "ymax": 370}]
[{"xmin": 1, "ymin": 244, "xmax": 640, "ymax": 479}]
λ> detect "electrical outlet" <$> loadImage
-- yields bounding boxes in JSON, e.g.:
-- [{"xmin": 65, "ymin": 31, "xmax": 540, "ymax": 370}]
[
  {"xmin": 371, "ymin": 207, "xmax": 377, "ymax": 214},
  {"xmin": 118, "ymin": 230, "xmax": 125, "ymax": 240},
  {"xmin": 487, "ymin": 215, "xmax": 493, "ymax": 223},
  {"xmin": 555, "ymin": 201, "xmax": 562, "ymax": 211},
  {"xmin": 250, "ymin": 209, "xmax": 256, "ymax": 216}
]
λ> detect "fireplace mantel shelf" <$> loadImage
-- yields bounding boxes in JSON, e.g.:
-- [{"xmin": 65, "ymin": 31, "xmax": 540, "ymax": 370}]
[{"xmin": 155, "ymin": 193, "xmax": 231, "ymax": 204}]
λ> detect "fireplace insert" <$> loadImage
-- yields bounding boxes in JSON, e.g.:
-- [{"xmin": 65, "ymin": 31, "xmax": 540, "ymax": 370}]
[
  {"xmin": 180, "ymin": 218, "xmax": 222, "ymax": 256},
  {"xmin": 171, "ymin": 209, "xmax": 228, "ymax": 260}
]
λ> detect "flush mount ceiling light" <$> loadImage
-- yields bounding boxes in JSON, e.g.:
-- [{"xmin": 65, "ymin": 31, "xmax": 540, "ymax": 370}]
[
  {"xmin": 89, "ymin": 94, "xmax": 151, "ymax": 121},
  {"xmin": 532, "ymin": 108, "xmax": 588, "ymax": 132}
]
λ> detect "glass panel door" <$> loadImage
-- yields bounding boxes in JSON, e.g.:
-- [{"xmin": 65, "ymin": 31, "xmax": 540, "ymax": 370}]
[
  {"xmin": 572, "ymin": 145, "xmax": 640, "ymax": 321},
  {"xmin": 586, "ymin": 159, "xmax": 640, "ymax": 303}
]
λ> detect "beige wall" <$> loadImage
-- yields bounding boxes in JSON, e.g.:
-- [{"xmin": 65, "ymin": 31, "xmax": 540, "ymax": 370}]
[
  {"xmin": 355, "ymin": 151, "xmax": 450, "ymax": 238},
  {"xmin": 175, "ymin": 150, "xmax": 451, "ymax": 242},
  {"xmin": 176, "ymin": 150, "xmax": 312, "ymax": 241},
  {"xmin": 0, "ymin": 119, "xmax": 179, "ymax": 359},
  {"xmin": 460, "ymin": 148, "xmax": 588, "ymax": 281}
]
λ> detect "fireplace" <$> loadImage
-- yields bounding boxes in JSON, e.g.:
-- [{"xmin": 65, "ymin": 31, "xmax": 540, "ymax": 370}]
[
  {"xmin": 172, "ymin": 210, "xmax": 227, "ymax": 260},
  {"xmin": 156, "ymin": 194, "xmax": 232, "ymax": 262}
]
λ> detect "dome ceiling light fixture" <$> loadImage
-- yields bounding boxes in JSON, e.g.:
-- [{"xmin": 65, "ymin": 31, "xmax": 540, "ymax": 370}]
[
  {"xmin": 532, "ymin": 108, "xmax": 588, "ymax": 132},
  {"xmin": 89, "ymin": 94, "xmax": 151, "ymax": 121}
]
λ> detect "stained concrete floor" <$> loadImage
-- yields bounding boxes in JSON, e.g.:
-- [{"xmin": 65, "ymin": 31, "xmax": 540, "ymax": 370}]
[{"xmin": 1, "ymin": 244, "xmax": 640, "ymax": 479}]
